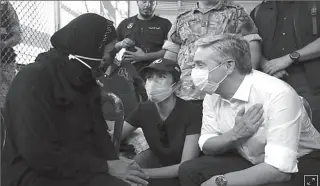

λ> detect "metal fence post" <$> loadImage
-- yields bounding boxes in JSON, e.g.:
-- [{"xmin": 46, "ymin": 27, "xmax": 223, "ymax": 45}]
[
  {"xmin": 54, "ymin": 1, "xmax": 61, "ymax": 32},
  {"xmin": 178, "ymin": 0, "xmax": 182, "ymax": 10},
  {"xmin": 127, "ymin": 1, "xmax": 130, "ymax": 18}
]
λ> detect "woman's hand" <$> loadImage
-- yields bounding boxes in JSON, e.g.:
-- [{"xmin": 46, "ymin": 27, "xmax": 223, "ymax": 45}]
[{"xmin": 107, "ymin": 158, "xmax": 149, "ymax": 186}]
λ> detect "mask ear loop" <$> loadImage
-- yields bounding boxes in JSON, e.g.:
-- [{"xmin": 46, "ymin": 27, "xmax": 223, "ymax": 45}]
[
  {"xmin": 171, "ymin": 82, "xmax": 178, "ymax": 91},
  {"xmin": 206, "ymin": 60, "xmax": 231, "ymax": 87},
  {"xmin": 68, "ymin": 54, "xmax": 105, "ymax": 87},
  {"xmin": 68, "ymin": 54, "xmax": 92, "ymax": 69}
]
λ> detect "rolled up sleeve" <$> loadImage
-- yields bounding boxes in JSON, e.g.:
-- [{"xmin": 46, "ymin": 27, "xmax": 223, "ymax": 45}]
[
  {"xmin": 264, "ymin": 90, "xmax": 302, "ymax": 173},
  {"xmin": 163, "ymin": 19, "xmax": 182, "ymax": 55},
  {"xmin": 235, "ymin": 6, "xmax": 261, "ymax": 42},
  {"xmin": 198, "ymin": 95, "xmax": 220, "ymax": 151},
  {"xmin": 163, "ymin": 40, "xmax": 181, "ymax": 54},
  {"xmin": 243, "ymin": 34, "xmax": 262, "ymax": 42}
]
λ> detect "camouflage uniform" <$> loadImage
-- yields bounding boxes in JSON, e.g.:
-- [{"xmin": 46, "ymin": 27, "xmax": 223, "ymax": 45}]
[{"xmin": 163, "ymin": 1, "xmax": 260, "ymax": 101}]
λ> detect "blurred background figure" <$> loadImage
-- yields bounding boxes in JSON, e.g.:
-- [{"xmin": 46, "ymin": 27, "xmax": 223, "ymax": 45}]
[
  {"xmin": 0, "ymin": 0, "xmax": 21, "ymax": 107},
  {"xmin": 116, "ymin": 0, "xmax": 172, "ymax": 73},
  {"xmin": 251, "ymin": 1, "xmax": 320, "ymax": 132}
]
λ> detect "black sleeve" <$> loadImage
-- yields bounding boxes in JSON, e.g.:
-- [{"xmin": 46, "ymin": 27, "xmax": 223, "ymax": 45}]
[
  {"xmin": 6, "ymin": 70, "xmax": 111, "ymax": 178},
  {"xmin": 186, "ymin": 103, "xmax": 203, "ymax": 135},
  {"xmin": 250, "ymin": 7, "xmax": 256, "ymax": 21},
  {"xmin": 125, "ymin": 103, "xmax": 142, "ymax": 128},
  {"xmin": 92, "ymin": 87, "xmax": 119, "ymax": 160},
  {"xmin": 163, "ymin": 19, "xmax": 172, "ymax": 40},
  {"xmin": 116, "ymin": 19, "xmax": 126, "ymax": 41}
]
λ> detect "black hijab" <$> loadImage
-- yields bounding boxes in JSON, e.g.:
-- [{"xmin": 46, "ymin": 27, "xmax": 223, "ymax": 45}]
[
  {"xmin": 34, "ymin": 13, "xmax": 117, "ymax": 105},
  {"xmin": 51, "ymin": 13, "xmax": 116, "ymax": 60}
]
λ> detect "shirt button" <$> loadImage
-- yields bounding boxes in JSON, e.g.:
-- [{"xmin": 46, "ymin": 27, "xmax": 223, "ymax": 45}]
[
  {"xmin": 282, "ymin": 48, "xmax": 285, "ymax": 51},
  {"xmin": 282, "ymin": 32, "xmax": 286, "ymax": 36},
  {"xmin": 284, "ymin": 17, "xmax": 287, "ymax": 20}
]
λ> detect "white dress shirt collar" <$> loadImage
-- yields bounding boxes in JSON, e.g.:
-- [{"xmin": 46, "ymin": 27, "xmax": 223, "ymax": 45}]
[{"xmin": 230, "ymin": 72, "xmax": 253, "ymax": 103}]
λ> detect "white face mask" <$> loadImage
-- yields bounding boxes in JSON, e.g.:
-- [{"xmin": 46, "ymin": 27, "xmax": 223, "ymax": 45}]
[
  {"xmin": 145, "ymin": 80, "xmax": 175, "ymax": 103},
  {"xmin": 191, "ymin": 62, "xmax": 229, "ymax": 95}
]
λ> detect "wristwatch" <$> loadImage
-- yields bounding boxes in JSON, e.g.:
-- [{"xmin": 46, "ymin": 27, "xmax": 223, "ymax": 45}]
[
  {"xmin": 289, "ymin": 51, "xmax": 300, "ymax": 63},
  {"xmin": 215, "ymin": 175, "xmax": 228, "ymax": 186}
]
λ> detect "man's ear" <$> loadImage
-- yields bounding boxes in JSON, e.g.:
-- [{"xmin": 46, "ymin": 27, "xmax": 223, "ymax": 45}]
[{"xmin": 226, "ymin": 60, "xmax": 235, "ymax": 74}]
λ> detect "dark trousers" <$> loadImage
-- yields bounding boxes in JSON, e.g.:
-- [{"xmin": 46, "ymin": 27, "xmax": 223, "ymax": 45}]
[
  {"xmin": 179, "ymin": 151, "xmax": 320, "ymax": 186},
  {"xmin": 134, "ymin": 149, "xmax": 180, "ymax": 186},
  {"xmin": 285, "ymin": 65, "xmax": 320, "ymax": 132}
]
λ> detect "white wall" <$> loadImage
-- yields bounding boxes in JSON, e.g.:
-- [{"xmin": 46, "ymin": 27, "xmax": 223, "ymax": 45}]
[{"xmin": 129, "ymin": 1, "xmax": 139, "ymax": 17}]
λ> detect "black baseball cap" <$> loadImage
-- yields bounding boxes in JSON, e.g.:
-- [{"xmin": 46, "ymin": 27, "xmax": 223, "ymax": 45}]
[{"xmin": 140, "ymin": 58, "xmax": 181, "ymax": 82}]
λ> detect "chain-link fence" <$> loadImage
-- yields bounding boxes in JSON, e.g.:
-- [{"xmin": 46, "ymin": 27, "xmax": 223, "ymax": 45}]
[
  {"xmin": 0, "ymin": 1, "xmax": 56, "ymax": 106},
  {"xmin": 0, "ymin": 0, "xmax": 128, "ymax": 107}
]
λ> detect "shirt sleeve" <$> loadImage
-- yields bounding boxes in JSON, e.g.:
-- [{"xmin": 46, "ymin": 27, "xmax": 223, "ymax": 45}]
[
  {"xmin": 163, "ymin": 19, "xmax": 172, "ymax": 40},
  {"xmin": 7, "ymin": 73, "xmax": 111, "ymax": 178},
  {"xmin": 243, "ymin": 34, "xmax": 262, "ymax": 43},
  {"xmin": 162, "ymin": 18, "xmax": 182, "ymax": 54},
  {"xmin": 116, "ymin": 20, "xmax": 125, "ymax": 41},
  {"xmin": 234, "ymin": 6, "xmax": 261, "ymax": 42},
  {"xmin": 264, "ymin": 89, "xmax": 303, "ymax": 173},
  {"xmin": 125, "ymin": 103, "xmax": 142, "ymax": 128},
  {"xmin": 186, "ymin": 102, "xmax": 203, "ymax": 135},
  {"xmin": 198, "ymin": 95, "xmax": 221, "ymax": 151}
]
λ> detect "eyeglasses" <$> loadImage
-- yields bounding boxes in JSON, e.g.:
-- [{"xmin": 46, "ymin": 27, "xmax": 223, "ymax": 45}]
[{"xmin": 157, "ymin": 122, "xmax": 169, "ymax": 148}]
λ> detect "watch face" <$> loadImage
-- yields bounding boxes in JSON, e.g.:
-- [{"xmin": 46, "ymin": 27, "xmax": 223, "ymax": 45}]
[
  {"xmin": 290, "ymin": 52, "xmax": 300, "ymax": 59},
  {"xmin": 215, "ymin": 175, "xmax": 227, "ymax": 186}
]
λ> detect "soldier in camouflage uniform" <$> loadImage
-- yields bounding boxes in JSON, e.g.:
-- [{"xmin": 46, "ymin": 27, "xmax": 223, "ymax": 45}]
[{"xmin": 163, "ymin": 0, "xmax": 261, "ymax": 103}]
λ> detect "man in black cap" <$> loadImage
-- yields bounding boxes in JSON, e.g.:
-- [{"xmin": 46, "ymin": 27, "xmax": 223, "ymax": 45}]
[{"xmin": 117, "ymin": 58, "xmax": 202, "ymax": 186}]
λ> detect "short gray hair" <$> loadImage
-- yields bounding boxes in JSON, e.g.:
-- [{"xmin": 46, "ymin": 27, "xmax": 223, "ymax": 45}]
[{"xmin": 195, "ymin": 34, "xmax": 252, "ymax": 74}]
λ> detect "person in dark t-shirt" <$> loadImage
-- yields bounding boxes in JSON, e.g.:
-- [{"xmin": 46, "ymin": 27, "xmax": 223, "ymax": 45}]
[
  {"xmin": 119, "ymin": 58, "xmax": 202, "ymax": 186},
  {"xmin": 98, "ymin": 59, "xmax": 146, "ymax": 120},
  {"xmin": 115, "ymin": 0, "xmax": 172, "ymax": 72}
]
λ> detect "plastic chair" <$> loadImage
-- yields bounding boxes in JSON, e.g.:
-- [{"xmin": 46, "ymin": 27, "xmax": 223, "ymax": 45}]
[{"xmin": 101, "ymin": 91, "xmax": 124, "ymax": 156}]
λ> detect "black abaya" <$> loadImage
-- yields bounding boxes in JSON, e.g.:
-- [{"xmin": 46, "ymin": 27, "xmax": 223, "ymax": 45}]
[{"xmin": 1, "ymin": 13, "xmax": 128, "ymax": 186}]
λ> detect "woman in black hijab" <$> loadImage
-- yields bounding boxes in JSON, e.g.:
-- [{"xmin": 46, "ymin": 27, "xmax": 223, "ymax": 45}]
[{"xmin": 1, "ymin": 13, "xmax": 148, "ymax": 186}]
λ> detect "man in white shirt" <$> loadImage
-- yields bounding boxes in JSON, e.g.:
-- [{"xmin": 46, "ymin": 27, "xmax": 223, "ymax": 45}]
[{"xmin": 179, "ymin": 34, "xmax": 320, "ymax": 186}]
